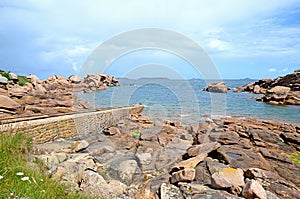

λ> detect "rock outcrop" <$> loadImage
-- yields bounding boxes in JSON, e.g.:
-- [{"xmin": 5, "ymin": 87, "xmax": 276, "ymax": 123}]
[
  {"xmin": 203, "ymin": 82, "xmax": 230, "ymax": 93},
  {"xmin": 235, "ymin": 69, "xmax": 300, "ymax": 105},
  {"xmin": 0, "ymin": 71, "xmax": 119, "ymax": 119},
  {"xmin": 33, "ymin": 114, "xmax": 300, "ymax": 199}
]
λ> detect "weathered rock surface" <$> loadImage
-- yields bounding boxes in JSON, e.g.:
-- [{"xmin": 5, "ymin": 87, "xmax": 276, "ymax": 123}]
[
  {"xmin": 32, "ymin": 115, "xmax": 300, "ymax": 199},
  {"xmin": 72, "ymin": 140, "xmax": 89, "ymax": 152},
  {"xmin": 211, "ymin": 168, "xmax": 245, "ymax": 189},
  {"xmin": 0, "ymin": 72, "xmax": 119, "ymax": 119},
  {"xmin": 235, "ymin": 69, "xmax": 300, "ymax": 105},
  {"xmin": 0, "ymin": 76, "xmax": 8, "ymax": 84},
  {"xmin": 0, "ymin": 95, "xmax": 21, "ymax": 110},
  {"xmin": 242, "ymin": 179, "xmax": 267, "ymax": 199},
  {"xmin": 203, "ymin": 82, "xmax": 230, "ymax": 93}
]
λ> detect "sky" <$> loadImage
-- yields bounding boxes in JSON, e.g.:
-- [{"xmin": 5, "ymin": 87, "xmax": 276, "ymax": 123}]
[{"xmin": 0, "ymin": 0, "xmax": 300, "ymax": 80}]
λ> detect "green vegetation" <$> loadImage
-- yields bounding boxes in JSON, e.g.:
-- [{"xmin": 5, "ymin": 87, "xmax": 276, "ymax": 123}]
[
  {"xmin": 0, "ymin": 69, "xmax": 31, "ymax": 86},
  {"xmin": 0, "ymin": 70, "xmax": 10, "ymax": 80},
  {"xmin": 132, "ymin": 131, "xmax": 141, "ymax": 138},
  {"xmin": 289, "ymin": 152, "xmax": 300, "ymax": 164},
  {"xmin": 0, "ymin": 133, "xmax": 93, "ymax": 199},
  {"xmin": 18, "ymin": 76, "xmax": 31, "ymax": 86}
]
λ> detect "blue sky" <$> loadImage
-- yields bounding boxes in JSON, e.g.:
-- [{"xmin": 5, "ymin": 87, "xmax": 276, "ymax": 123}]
[{"xmin": 0, "ymin": 0, "xmax": 300, "ymax": 79}]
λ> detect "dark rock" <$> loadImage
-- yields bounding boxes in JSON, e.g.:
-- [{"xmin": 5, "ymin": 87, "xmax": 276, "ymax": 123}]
[
  {"xmin": 103, "ymin": 127, "xmax": 121, "ymax": 136},
  {"xmin": 194, "ymin": 160, "xmax": 212, "ymax": 185},
  {"xmin": 215, "ymin": 145, "xmax": 271, "ymax": 170}
]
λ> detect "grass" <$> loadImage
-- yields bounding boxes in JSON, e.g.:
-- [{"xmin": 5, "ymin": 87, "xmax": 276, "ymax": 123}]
[
  {"xmin": 17, "ymin": 76, "xmax": 31, "ymax": 86},
  {"xmin": 0, "ymin": 71, "xmax": 10, "ymax": 80},
  {"xmin": 0, "ymin": 70, "xmax": 31, "ymax": 86},
  {"xmin": 0, "ymin": 133, "xmax": 93, "ymax": 199},
  {"xmin": 132, "ymin": 131, "xmax": 141, "ymax": 138},
  {"xmin": 289, "ymin": 152, "xmax": 300, "ymax": 164}
]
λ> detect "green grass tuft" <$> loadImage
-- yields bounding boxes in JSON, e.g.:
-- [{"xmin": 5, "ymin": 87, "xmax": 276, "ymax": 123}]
[
  {"xmin": 289, "ymin": 152, "xmax": 300, "ymax": 164},
  {"xmin": 132, "ymin": 131, "xmax": 141, "ymax": 138},
  {"xmin": 17, "ymin": 76, "xmax": 31, "ymax": 86},
  {"xmin": 0, "ymin": 71, "xmax": 10, "ymax": 80},
  {"xmin": 0, "ymin": 133, "xmax": 93, "ymax": 199}
]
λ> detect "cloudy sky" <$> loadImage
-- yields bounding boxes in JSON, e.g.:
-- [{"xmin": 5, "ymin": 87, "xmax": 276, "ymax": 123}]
[{"xmin": 0, "ymin": 0, "xmax": 300, "ymax": 79}]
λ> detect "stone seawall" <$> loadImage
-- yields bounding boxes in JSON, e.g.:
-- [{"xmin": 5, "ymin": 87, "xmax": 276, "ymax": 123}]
[{"xmin": 0, "ymin": 105, "xmax": 143, "ymax": 144}]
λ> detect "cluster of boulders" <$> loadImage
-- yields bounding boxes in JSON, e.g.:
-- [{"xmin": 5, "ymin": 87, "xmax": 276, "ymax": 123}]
[
  {"xmin": 203, "ymin": 82, "xmax": 230, "ymax": 93},
  {"xmin": 33, "ymin": 112, "xmax": 300, "ymax": 198},
  {"xmin": 0, "ymin": 72, "xmax": 119, "ymax": 119},
  {"xmin": 234, "ymin": 69, "xmax": 300, "ymax": 105}
]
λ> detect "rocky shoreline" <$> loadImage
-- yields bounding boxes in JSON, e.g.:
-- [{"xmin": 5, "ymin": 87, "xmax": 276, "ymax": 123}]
[
  {"xmin": 1, "ymin": 70, "xmax": 300, "ymax": 198},
  {"xmin": 234, "ymin": 69, "xmax": 300, "ymax": 105},
  {"xmin": 33, "ymin": 109, "xmax": 300, "ymax": 199},
  {"xmin": 0, "ymin": 71, "xmax": 119, "ymax": 119}
]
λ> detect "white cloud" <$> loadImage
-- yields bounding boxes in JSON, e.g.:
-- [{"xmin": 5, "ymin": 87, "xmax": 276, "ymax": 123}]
[
  {"xmin": 0, "ymin": 0, "xmax": 300, "ymax": 78},
  {"xmin": 269, "ymin": 68, "xmax": 277, "ymax": 72},
  {"xmin": 207, "ymin": 39, "xmax": 231, "ymax": 51}
]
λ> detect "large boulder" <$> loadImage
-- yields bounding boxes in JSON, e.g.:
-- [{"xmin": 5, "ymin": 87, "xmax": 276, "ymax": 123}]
[
  {"xmin": 8, "ymin": 72, "xmax": 18, "ymax": 81},
  {"xmin": 68, "ymin": 75, "xmax": 82, "ymax": 84},
  {"xmin": 203, "ymin": 82, "xmax": 230, "ymax": 93},
  {"xmin": 242, "ymin": 179, "xmax": 267, "ymax": 199},
  {"xmin": 8, "ymin": 86, "xmax": 32, "ymax": 98},
  {"xmin": 27, "ymin": 74, "xmax": 42, "ymax": 85},
  {"xmin": 211, "ymin": 167, "xmax": 245, "ymax": 189},
  {"xmin": 0, "ymin": 95, "xmax": 21, "ymax": 110},
  {"xmin": 0, "ymin": 76, "xmax": 8, "ymax": 84},
  {"xmin": 267, "ymin": 86, "xmax": 290, "ymax": 98},
  {"xmin": 32, "ymin": 84, "xmax": 47, "ymax": 95},
  {"xmin": 160, "ymin": 183, "xmax": 184, "ymax": 199}
]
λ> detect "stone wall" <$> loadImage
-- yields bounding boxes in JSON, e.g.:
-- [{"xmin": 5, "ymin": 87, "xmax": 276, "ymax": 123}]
[{"xmin": 0, "ymin": 105, "xmax": 143, "ymax": 144}]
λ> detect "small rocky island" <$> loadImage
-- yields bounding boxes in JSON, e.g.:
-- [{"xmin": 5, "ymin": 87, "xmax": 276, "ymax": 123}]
[
  {"xmin": 203, "ymin": 82, "xmax": 230, "ymax": 93},
  {"xmin": 0, "ymin": 70, "xmax": 119, "ymax": 119},
  {"xmin": 235, "ymin": 69, "xmax": 300, "ymax": 105}
]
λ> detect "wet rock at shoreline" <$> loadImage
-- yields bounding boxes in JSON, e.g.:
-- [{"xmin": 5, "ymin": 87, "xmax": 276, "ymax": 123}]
[{"xmin": 235, "ymin": 69, "xmax": 300, "ymax": 105}]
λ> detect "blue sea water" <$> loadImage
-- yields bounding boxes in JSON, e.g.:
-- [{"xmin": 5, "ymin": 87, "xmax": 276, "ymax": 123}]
[{"xmin": 77, "ymin": 78, "xmax": 300, "ymax": 125}]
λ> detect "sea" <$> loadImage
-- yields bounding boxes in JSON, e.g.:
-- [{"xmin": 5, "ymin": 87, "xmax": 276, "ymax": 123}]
[{"xmin": 76, "ymin": 78, "xmax": 300, "ymax": 125}]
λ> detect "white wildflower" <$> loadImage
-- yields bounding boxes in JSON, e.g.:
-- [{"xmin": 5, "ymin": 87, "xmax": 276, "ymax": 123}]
[
  {"xmin": 16, "ymin": 172, "xmax": 24, "ymax": 176},
  {"xmin": 0, "ymin": 175, "xmax": 3, "ymax": 180},
  {"xmin": 21, "ymin": 176, "xmax": 29, "ymax": 181}
]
